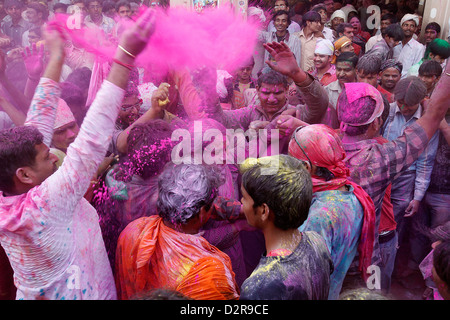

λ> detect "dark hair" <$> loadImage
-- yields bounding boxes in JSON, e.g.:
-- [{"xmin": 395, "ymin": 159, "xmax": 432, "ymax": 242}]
[
  {"xmin": 311, "ymin": 4, "xmax": 326, "ymax": 13},
  {"xmin": 429, "ymin": 39, "xmax": 450, "ymax": 60},
  {"xmin": 433, "ymin": 240, "xmax": 450, "ymax": 293},
  {"xmin": 337, "ymin": 88, "xmax": 377, "ymax": 136},
  {"xmin": 425, "ymin": 22, "xmax": 441, "ymax": 34},
  {"xmin": 27, "ymin": 2, "xmax": 49, "ymax": 21},
  {"xmin": 394, "ymin": 76, "xmax": 427, "ymax": 106},
  {"xmin": 115, "ymin": 0, "xmax": 130, "ymax": 11},
  {"xmin": 301, "ymin": 10, "xmax": 321, "ymax": 28},
  {"xmin": 383, "ymin": 23, "xmax": 404, "ymax": 41},
  {"xmin": 380, "ymin": 13, "xmax": 397, "ymax": 24},
  {"xmin": 357, "ymin": 54, "xmax": 382, "ymax": 75},
  {"xmin": 126, "ymin": 120, "xmax": 174, "ymax": 180},
  {"xmin": 272, "ymin": 9, "xmax": 291, "ymax": 25},
  {"xmin": 257, "ymin": 69, "xmax": 289, "ymax": 88},
  {"xmin": 0, "ymin": 126, "xmax": 44, "ymax": 194},
  {"xmin": 102, "ymin": 0, "xmax": 115, "ymax": 12},
  {"xmin": 157, "ymin": 163, "xmax": 223, "ymax": 225},
  {"xmin": 85, "ymin": 0, "xmax": 103, "ymax": 6},
  {"xmin": 336, "ymin": 23, "xmax": 353, "ymax": 36},
  {"xmin": 66, "ymin": 67, "xmax": 92, "ymax": 93},
  {"xmin": 4, "ymin": 0, "xmax": 25, "ymax": 9},
  {"xmin": 241, "ymin": 155, "xmax": 312, "ymax": 230},
  {"xmin": 53, "ymin": 2, "xmax": 68, "ymax": 12},
  {"xmin": 336, "ymin": 51, "xmax": 359, "ymax": 69},
  {"xmin": 419, "ymin": 60, "xmax": 443, "ymax": 78}
]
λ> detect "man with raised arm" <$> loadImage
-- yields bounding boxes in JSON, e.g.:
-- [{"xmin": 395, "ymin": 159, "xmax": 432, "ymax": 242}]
[{"xmin": 0, "ymin": 8, "xmax": 155, "ymax": 300}]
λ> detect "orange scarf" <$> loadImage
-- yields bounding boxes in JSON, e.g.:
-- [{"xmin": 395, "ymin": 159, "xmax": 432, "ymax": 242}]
[
  {"xmin": 115, "ymin": 215, "xmax": 239, "ymax": 300},
  {"xmin": 288, "ymin": 124, "xmax": 375, "ymax": 281}
]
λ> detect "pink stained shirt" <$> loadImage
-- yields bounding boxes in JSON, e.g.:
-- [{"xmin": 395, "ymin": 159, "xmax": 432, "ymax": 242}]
[{"xmin": 0, "ymin": 77, "xmax": 124, "ymax": 300}]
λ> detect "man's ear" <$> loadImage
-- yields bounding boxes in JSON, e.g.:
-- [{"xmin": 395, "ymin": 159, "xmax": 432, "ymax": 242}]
[
  {"xmin": 15, "ymin": 167, "xmax": 34, "ymax": 185},
  {"xmin": 259, "ymin": 203, "xmax": 271, "ymax": 223}
]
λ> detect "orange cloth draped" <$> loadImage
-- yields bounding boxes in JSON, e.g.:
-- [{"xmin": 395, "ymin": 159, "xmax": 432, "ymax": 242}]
[{"xmin": 115, "ymin": 215, "xmax": 240, "ymax": 300}]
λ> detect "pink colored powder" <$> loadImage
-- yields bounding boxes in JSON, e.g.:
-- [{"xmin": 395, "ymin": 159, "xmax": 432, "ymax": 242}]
[{"xmin": 55, "ymin": 7, "xmax": 261, "ymax": 73}]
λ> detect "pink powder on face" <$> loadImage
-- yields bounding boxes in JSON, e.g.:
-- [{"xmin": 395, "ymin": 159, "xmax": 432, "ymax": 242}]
[{"xmin": 55, "ymin": 7, "xmax": 260, "ymax": 73}]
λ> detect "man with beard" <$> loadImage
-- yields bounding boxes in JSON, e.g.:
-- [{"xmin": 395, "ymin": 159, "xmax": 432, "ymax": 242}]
[
  {"xmin": 377, "ymin": 59, "xmax": 403, "ymax": 103},
  {"xmin": 324, "ymin": 51, "xmax": 358, "ymax": 109},
  {"xmin": 393, "ymin": 14, "xmax": 425, "ymax": 79},
  {"xmin": 110, "ymin": 70, "xmax": 171, "ymax": 156}
]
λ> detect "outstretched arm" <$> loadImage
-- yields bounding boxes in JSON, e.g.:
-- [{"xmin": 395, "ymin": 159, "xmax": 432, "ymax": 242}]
[
  {"xmin": 44, "ymin": 8, "xmax": 157, "ymax": 208},
  {"xmin": 416, "ymin": 63, "xmax": 450, "ymax": 140},
  {"xmin": 264, "ymin": 41, "xmax": 329, "ymax": 124}
]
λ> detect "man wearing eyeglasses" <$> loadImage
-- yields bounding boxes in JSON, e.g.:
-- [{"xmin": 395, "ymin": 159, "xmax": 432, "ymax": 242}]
[
  {"xmin": 266, "ymin": 0, "xmax": 300, "ymax": 34},
  {"xmin": 111, "ymin": 76, "xmax": 172, "ymax": 156}
]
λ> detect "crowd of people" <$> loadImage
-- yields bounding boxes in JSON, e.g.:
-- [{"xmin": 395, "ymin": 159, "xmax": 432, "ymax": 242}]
[{"xmin": 0, "ymin": 0, "xmax": 449, "ymax": 301}]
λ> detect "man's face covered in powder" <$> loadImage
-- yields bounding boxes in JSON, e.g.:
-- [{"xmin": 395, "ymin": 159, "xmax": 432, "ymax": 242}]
[
  {"xmin": 336, "ymin": 61, "xmax": 356, "ymax": 86},
  {"xmin": 118, "ymin": 95, "xmax": 142, "ymax": 127},
  {"xmin": 257, "ymin": 83, "xmax": 288, "ymax": 117}
]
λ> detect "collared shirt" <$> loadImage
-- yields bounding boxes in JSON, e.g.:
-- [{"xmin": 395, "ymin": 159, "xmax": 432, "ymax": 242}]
[
  {"xmin": 1, "ymin": 17, "xmax": 31, "ymax": 48},
  {"xmin": 0, "ymin": 78, "xmax": 121, "ymax": 300},
  {"xmin": 393, "ymin": 38, "xmax": 425, "ymax": 78},
  {"xmin": 215, "ymin": 75, "xmax": 329, "ymax": 131},
  {"xmin": 365, "ymin": 33, "xmax": 383, "ymax": 52},
  {"xmin": 259, "ymin": 31, "xmax": 302, "ymax": 69},
  {"xmin": 85, "ymin": 14, "xmax": 116, "ymax": 35},
  {"xmin": 324, "ymin": 79, "xmax": 342, "ymax": 109},
  {"xmin": 310, "ymin": 64, "xmax": 336, "ymax": 86},
  {"xmin": 343, "ymin": 122, "xmax": 429, "ymax": 266},
  {"xmin": 297, "ymin": 29, "xmax": 319, "ymax": 73},
  {"xmin": 382, "ymin": 103, "xmax": 439, "ymax": 201},
  {"xmin": 267, "ymin": 20, "xmax": 301, "ymax": 34}
]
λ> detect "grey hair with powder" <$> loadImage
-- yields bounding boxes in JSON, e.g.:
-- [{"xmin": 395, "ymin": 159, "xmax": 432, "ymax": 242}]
[{"xmin": 156, "ymin": 163, "xmax": 224, "ymax": 225}]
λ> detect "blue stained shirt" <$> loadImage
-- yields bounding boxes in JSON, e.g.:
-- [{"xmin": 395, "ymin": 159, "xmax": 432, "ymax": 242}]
[
  {"xmin": 382, "ymin": 103, "xmax": 439, "ymax": 201},
  {"xmin": 299, "ymin": 185, "xmax": 364, "ymax": 300}
]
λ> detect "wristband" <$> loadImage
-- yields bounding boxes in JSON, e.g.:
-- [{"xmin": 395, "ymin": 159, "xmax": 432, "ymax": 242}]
[
  {"xmin": 118, "ymin": 45, "xmax": 136, "ymax": 59},
  {"xmin": 113, "ymin": 58, "xmax": 134, "ymax": 70}
]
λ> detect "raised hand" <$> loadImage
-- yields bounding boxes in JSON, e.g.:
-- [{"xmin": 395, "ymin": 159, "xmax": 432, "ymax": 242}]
[
  {"xmin": 263, "ymin": 41, "xmax": 306, "ymax": 83},
  {"xmin": 21, "ymin": 43, "xmax": 45, "ymax": 80},
  {"xmin": 116, "ymin": 7, "xmax": 156, "ymax": 59}
]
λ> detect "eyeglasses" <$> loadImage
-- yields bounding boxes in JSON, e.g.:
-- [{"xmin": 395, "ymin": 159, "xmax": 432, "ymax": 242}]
[
  {"xmin": 292, "ymin": 126, "xmax": 312, "ymax": 169},
  {"xmin": 274, "ymin": 4, "xmax": 286, "ymax": 8},
  {"xmin": 120, "ymin": 99, "xmax": 143, "ymax": 111}
]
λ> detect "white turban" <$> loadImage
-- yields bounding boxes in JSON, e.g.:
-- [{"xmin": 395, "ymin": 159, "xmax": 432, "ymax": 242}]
[
  {"xmin": 400, "ymin": 14, "xmax": 419, "ymax": 27},
  {"xmin": 315, "ymin": 39, "xmax": 334, "ymax": 56},
  {"xmin": 330, "ymin": 10, "xmax": 347, "ymax": 23}
]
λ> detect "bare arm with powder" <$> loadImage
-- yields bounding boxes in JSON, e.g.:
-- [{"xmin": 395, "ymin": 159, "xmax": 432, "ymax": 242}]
[{"xmin": 416, "ymin": 62, "xmax": 450, "ymax": 140}]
